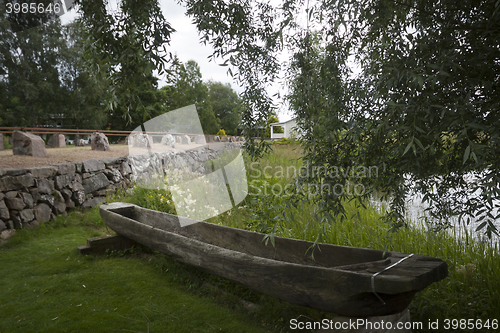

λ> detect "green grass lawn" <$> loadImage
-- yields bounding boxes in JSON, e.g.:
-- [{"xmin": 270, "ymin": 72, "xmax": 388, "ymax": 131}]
[{"xmin": 0, "ymin": 209, "xmax": 285, "ymax": 333}]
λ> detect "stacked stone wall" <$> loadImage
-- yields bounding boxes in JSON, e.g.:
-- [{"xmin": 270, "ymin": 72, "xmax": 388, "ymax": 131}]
[{"xmin": 0, "ymin": 145, "xmax": 241, "ymax": 233}]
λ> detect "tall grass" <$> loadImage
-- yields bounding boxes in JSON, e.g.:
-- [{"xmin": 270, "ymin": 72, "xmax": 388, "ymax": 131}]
[{"xmin": 129, "ymin": 143, "xmax": 500, "ymax": 332}]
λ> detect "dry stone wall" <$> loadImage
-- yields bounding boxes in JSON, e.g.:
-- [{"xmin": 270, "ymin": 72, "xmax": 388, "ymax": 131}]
[{"xmin": 0, "ymin": 145, "xmax": 241, "ymax": 233}]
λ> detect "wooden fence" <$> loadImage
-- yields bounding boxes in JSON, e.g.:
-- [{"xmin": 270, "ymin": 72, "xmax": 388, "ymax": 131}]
[{"xmin": 0, "ymin": 127, "xmax": 199, "ymax": 138}]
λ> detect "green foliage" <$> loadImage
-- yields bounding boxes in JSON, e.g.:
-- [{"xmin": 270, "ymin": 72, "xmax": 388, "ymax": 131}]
[
  {"xmin": 166, "ymin": 60, "xmax": 220, "ymax": 134},
  {"xmin": 121, "ymin": 145, "xmax": 500, "ymax": 327},
  {"xmin": 0, "ymin": 13, "xmax": 109, "ymax": 129},
  {"xmin": 273, "ymin": 137, "xmax": 297, "ymax": 145},
  {"xmin": 129, "ymin": 186, "xmax": 176, "ymax": 215},
  {"xmin": 77, "ymin": 0, "xmax": 175, "ymax": 128},
  {"xmin": 217, "ymin": 145, "xmax": 500, "ymax": 328},
  {"xmin": 263, "ymin": 115, "xmax": 284, "ymax": 138},
  {"xmin": 182, "ymin": 0, "xmax": 500, "ymax": 236},
  {"xmin": 182, "ymin": 0, "xmax": 280, "ymax": 158},
  {"xmin": 207, "ymin": 81, "xmax": 242, "ymax": 135}
]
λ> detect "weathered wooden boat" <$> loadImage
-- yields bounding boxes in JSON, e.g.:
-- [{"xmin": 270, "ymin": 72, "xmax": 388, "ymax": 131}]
[{"xmin": 99, "ymin": 202, "xmax": 448, "ymax": 317}]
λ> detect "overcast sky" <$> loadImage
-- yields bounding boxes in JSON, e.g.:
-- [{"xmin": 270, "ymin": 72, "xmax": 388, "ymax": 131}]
[{"xmin": 61, "ymin": 0, "xmax": 293, "ymax": 122}]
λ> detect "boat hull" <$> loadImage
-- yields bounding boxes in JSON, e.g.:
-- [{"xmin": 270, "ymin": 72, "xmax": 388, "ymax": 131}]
[{"xmin": 100, "ymin": 202, "xmax": 448, "ymax": 317}]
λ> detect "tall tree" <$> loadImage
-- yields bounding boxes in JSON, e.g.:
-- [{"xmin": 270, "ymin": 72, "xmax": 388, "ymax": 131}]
[
  {"xmin": 169, "ymin": 60, "xmax": 220, "ymax": 134},
  {"xmin": 77, "ymin": 0, "xmax": 175, "ymax": 129},
  {"xmin": 0, "ymin": 13, "xmax": 68, "ymax": 127},
  {"xmin": 207, "ymin": 81, "xmax": 242, "ymax": 135},
  {"xmin": 180, "ymin": 0, "xmax": 500, "ymax": 236},
  {"xmin": 0, "ymin": 12, "xmax": 109, "ymax": 129}
]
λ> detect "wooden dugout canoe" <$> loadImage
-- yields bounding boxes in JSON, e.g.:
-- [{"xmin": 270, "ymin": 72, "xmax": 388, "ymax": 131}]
[{"xmin": 99, "ymin": 202, "xmax": 448, "ymax": 317}]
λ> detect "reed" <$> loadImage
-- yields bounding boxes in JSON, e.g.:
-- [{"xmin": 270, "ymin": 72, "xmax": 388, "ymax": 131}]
[{"xmin": 131, "ymin": 143, "xmax": 500, "ymax": 331}]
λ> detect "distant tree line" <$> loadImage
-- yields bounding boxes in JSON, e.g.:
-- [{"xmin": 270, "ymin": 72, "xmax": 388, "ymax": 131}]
[{"xmin": 0, "ymin": 13, "xmax": 242, "ymax": 135}]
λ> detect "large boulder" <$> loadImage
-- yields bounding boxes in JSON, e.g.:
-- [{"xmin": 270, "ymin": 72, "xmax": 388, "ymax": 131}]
[
  {"xmin": 12, "ymin": 131, "xmax": 48, "ymax": 157},
  {"xmin": 181, "ymin": 135, "xmax": 191, "ymax": 145},
  {"xmin": 129, "ymin": 133, "xmax": 152, "ymax": 148},
  {"xmin": 91, "ymin": 132, "xmax": 110, "ymax": 151},
  {"xmin": 47, "ymin": 134, "xmax": 66, "ymax": 148},
  {"xmin": 160, "ymin": 134, "xmax": 175, "ymax": 148}
]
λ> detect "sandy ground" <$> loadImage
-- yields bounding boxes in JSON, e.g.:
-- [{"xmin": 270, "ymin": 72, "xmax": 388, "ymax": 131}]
[
  {"xmin": 0, "ymin": 145, "xmax": 131, "ymax": 169},
  {"xmin": 0, "ymin": 142, "xmax": 229, "ymax": 169}
]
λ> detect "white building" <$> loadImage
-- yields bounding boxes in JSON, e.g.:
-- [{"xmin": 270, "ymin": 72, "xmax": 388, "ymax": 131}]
[{"xmin": 269, "ymin": 118, "xmax": 301, "ymax": 140}]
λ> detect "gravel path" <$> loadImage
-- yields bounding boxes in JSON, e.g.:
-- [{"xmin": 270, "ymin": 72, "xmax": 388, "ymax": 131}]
[{"xmin": 0, "ymin": 145, "xmax": 130, "ymax": 169}]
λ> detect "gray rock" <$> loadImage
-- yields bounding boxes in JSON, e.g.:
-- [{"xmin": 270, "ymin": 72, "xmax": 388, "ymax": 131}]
[
  {"xmin": 0, "ymin": 220, "xmax": 5, "ymax": 232},
  {"xmin": 53, "ymin": 190, "xmax": 64, "ymax": 203},
  {"xmin": 103, "ymin": 168, "xmax": 122, "ymax": 183},
  {"xmin": 55, "ymin": 173, "xmax": 74, "ymax": 190},
  {"xmin": 82, "ymin": 173, "xmax": 111, "ymax": 194},
  {"xmin": 34, "ymin": 203, "xmax": 52, "ymax": 223},
  {"xmin": 11, "ymin": 213, "xmax": 22, "ymax": 229},
  {"xmin": 24, "ymin": 220, "xmax": 40, "ymax": 229},
  {"xmin": 57, "ymin": 163, "xmax": 76, "ymax": 175},
  {"xmin": 21, "ymin": 192, "xmax": 34, "ymax": 208},
  {"xmin": 53, "ymin": 201, "xmax": 66, "ymax": 214},
  {"xmin": 39, "ymin": 194, "xmax": 55, "ymax": 207},
  {"xmin": 91, "ymin": 132, "xmax": 110, "ymax": 151},
  {"xmin": 5, "ymin": 220, "xmax": 14, "ymax": 229},
  {"xmin": 101, "ymin": 157, "xmax": 126, "ymax": 167},
  {"xmin": 83, "ymin": 159, "xmax": 106, "ymax": 172},
  {"xmin": 161, "ymin": 134, "xmax": 176, "ymax": 148},
  {"xmin": 29, "ymin": 188, "xmax": 39, "ymax": 203},
  {"xmin": 81, "ymin": 196, "xmax": 106, "ymax": 209},
  {"xmin": 0, "ymin": 174, "xmax": 35, "ymax": 192},
  {"xmin": 60, "ymin": 188, "xmax": 73, "ymax": 201},
  {"xmin": 36, "ymin": 178, "xmax": 55, "ymax": 194},
  {"xmin": 28, "ymin": 166, "xmax": 58, "ymax": 178},
  {"xmin": 19, "ymin": 209, "xmax": 34, "ymax": 223},
  {"xmin": 4, "ymin": 169, "xmax": 28, "ymax": 176},
  {"xmin": 181, "ymin": 135, "xmax": 191, "ymax": 145},
  {"xmin": 129, "ymin": 133, "xmax": 152, "ymax": 148},
  {"xmin": 12, "ymin": 130, "xmax": 48, "ymax": 157},
  {"xmin": 68, "ymin": 181, "xmax": 84, "ymax": 192},
  {"xmin": 5, "ymin": 191, "xmax": 18, "ymax": 198},
  {"xmin": 75, "ymin": 139, "xmax": 86, "ymax": 146},
  {"xmin": 0, "ymin": 192, "xmax": 4, "ymax": 201},
  {"xmin": 72, "ymin": 191, "xmax": 86, "ymax": 206},
  {"xmin": 5, "ymin": 197, "xmax": 26, "ymax": 210},
  {"xmin": 120, "ymin": 162, "xmax": 132, "ymax": 176},
  {"xmin": 75, "ymin": 162, "xmax": 83, "ymax": 173},
  {"xmin": 47, "ymin": 134, "xmax": 66, "ymax": 148},
  {"xmin": 65, "ymin": 199, "xmax": 75, "ymax": 209},
  {"xmin": 214, "ymin": 135, "xmax": 220, "ymax": 142}
]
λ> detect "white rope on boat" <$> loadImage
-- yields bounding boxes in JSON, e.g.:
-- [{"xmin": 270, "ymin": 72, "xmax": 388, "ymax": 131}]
[{"xmin": 371, "ymin": 253, "xmax": 415, "ymax": 305}]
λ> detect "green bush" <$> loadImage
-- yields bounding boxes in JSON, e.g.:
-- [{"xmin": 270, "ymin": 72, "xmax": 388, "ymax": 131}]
[{"xmin": 216, "ymin": 129, "xmax": 227, "ymax": 137}]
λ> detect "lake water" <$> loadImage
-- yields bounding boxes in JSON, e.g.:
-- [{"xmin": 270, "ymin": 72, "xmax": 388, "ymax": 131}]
[{"xmin": 370, "ymin": 173, "xmax": 500, "ymax": 243}]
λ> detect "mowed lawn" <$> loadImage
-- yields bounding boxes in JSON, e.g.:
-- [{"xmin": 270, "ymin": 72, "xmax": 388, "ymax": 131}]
[{"xmin": 0, "ymin": 208, "xmax": 277, "ymax": 333}]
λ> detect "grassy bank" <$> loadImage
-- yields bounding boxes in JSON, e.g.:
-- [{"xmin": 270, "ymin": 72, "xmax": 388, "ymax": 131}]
[{"xmin": 131, "ymin": 143, "xmax": 500, "ymax": 332}]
